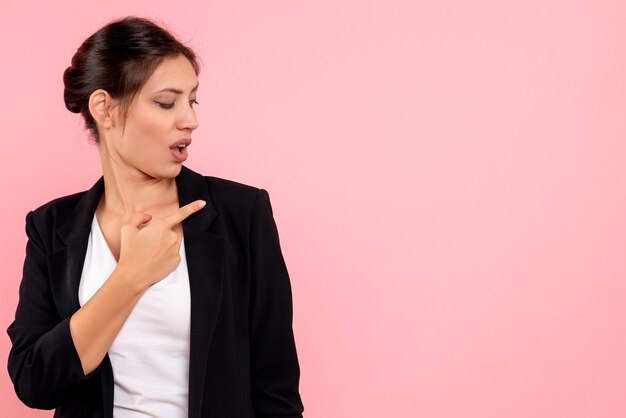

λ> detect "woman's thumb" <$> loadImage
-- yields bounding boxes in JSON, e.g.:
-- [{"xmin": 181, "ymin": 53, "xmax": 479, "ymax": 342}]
[{"xmin": 129, "ymin": 212, "xmax": 152, "ymax": 228}]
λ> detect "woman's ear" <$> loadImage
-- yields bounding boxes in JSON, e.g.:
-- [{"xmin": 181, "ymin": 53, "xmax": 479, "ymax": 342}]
[{"xmin": 88, "ymin": 89, "xmax": 118, "ymax": 129}]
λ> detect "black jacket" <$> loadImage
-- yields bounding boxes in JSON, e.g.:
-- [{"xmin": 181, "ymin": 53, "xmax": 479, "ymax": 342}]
[{"xmin": 6, "ymin": 164, "xmax": 304, "ymax": 418}]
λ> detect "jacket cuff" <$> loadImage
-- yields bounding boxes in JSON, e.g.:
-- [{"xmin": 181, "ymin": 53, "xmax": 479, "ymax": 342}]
[{"xmin": 36, "ymin": 315, "xmax": 104, "ymax": 384}]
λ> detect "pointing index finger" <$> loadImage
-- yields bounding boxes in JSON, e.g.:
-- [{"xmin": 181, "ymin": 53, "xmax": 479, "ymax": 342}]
[{"xmin": 164, "ymin": 200, "xmax": 206, "ymax": 227}]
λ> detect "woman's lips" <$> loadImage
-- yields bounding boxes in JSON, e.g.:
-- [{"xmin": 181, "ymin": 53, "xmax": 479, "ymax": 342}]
[{"xmin": 169, "ymin": 145, "xmax": 188, "ymax": 162}]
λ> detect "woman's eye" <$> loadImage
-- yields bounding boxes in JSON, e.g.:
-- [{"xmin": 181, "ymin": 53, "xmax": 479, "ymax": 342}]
[
  {"xmin": 190, "ymin": 100, "xmax": 199, "ymax": 107},
  {"xmin": 156, "ymin": 101, "xmax": 174, "ymax": 109}
]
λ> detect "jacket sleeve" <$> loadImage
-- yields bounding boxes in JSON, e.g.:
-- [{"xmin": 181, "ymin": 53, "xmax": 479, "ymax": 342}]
[
  {"xmin": 248, "ymin": 189, "xmax": 305, "ymax": 418},
  {"xmin": 6, "ymin": 210, "xmax": 103, "ymax": 410}
]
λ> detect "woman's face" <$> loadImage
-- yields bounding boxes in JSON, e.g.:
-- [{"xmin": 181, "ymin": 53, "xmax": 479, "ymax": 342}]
[{"xmin": 103, "ymin": 54, "xmax": 199, "ymax": 179}]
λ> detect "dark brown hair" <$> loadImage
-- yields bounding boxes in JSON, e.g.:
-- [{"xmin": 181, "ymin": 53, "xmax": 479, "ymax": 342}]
[{"xmin": 63, "ymin": 16, "xmax": 201, "ymax": 143}]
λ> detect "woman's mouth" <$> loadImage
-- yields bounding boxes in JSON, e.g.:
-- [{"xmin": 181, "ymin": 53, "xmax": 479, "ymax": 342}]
[{"xmin": 170, "ymin": 144, "xmax": 188, "ymax": 162}]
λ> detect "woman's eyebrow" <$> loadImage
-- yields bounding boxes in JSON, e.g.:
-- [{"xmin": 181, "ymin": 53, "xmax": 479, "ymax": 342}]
[{"xmin": 154, "ymin": 83, "xmax": 199, "ymax": 94}]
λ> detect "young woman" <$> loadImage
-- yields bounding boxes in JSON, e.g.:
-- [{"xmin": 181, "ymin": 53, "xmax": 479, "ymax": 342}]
[{"xmin": 6, "ymin": 16, "xmax": 304, "ymax": 418}]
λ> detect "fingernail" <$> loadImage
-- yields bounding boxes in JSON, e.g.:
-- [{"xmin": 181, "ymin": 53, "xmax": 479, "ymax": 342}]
[{"xmin": 199, "ymin": 200, "xmax": 206, "ymax": 208}]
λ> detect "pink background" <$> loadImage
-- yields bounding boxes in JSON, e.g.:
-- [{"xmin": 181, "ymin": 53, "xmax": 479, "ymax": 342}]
[{"xmin": 2, "ymin": 1, "xmax": 626, "ymax": 417}]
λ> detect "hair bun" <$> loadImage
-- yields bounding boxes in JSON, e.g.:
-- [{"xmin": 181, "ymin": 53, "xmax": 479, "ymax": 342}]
[{"xmin": 63, "ymin": 66, "xmax": 83, "ymax": 114}]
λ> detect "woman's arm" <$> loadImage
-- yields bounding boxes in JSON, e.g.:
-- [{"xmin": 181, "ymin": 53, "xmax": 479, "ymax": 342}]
[
  {"xmin": 69, "ymin": 264, "xmax": 145, "ymax": 375},
  {"xmin": 6, "ymin": 210, "xmax": 145, "ymax": 409},
  {"xmin": 7, "ymin": 201, "xmax": 202, "ymax": 409},
  {"xmin": 248, "ymin": 189, "xmax": 305, "ymax": 418}
]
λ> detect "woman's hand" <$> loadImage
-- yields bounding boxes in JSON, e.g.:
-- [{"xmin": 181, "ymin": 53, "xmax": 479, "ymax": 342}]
[{"xmin": 117, "ymin": 200, "xmax": 206, "ymax": 289}]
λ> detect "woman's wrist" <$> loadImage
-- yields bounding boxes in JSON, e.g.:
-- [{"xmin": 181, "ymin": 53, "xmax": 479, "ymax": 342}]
[{"xmin": 111, "ymin": 265, "xmax": 149, "ymax": 296}]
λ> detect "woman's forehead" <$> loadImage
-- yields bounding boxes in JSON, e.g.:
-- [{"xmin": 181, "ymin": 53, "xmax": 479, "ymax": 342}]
[{"xmin": 143, "ymin": 56, "xmax": 199, "ymax": 94}]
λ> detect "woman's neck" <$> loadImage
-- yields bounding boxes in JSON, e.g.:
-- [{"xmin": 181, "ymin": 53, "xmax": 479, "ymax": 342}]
[{"xmin": 98, "ymin": 157, "xmax": 179, "ymax": 219}]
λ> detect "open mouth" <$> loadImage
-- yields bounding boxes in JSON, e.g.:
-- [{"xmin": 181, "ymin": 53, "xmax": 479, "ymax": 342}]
[
  {"xmin": 170, "ymin": 144, "xmax": 188, "ymax": 161},
  {"xmin": 170, "ymin": 144, "xmax": 187, "ymax": 154}
]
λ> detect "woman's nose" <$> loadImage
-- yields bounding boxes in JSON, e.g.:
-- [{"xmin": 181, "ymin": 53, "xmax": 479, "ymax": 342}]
[{"xmin": 178, "ymin": 105, "xmax": 199, "ymax": 130}]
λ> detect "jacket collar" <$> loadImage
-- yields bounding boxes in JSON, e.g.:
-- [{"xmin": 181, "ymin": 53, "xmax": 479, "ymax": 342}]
[{"xmin": 47, "ymin": 164, "xmax": 224, "ymax": 418}]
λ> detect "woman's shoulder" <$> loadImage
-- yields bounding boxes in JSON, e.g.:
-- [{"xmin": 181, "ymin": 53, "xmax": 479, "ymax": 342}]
[
  {"xmin": 201, "ymin": 174, "xmax": 268, "ymax": 215},
  {"xmin": 183, "ymin": 164, "xmax": 263, "ymax": 199},
  {"xmin": 27, "ymin": 190, "xmax": 88, "ymax": 226},
  {"xmin": 204, "ymin": 174, "xmax": 261, "ymax": 195}
]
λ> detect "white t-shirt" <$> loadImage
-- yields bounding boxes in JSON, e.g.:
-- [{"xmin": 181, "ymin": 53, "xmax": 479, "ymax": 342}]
[{"xmin": 78, "ymin": 214, "xmax": 191, "ymax": 417}]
